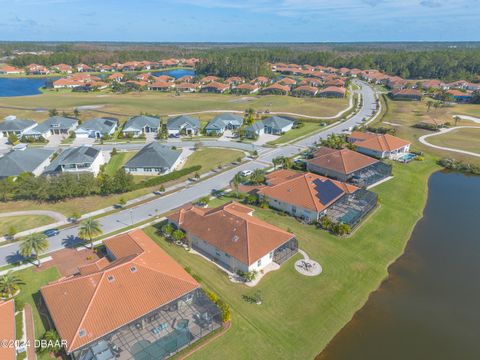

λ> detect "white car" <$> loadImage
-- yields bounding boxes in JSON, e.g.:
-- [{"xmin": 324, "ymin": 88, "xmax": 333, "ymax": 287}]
[{"xmin": 240, "ymin": 169, "xmax": 253, "ymax": 177}]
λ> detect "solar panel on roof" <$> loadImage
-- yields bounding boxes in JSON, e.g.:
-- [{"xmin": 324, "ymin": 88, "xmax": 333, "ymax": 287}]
[
  {"xmin": 313, "ymin": 179, "xmax": 344, "ymax": 205},
  {"xmin": 85, "ymin": 147, "xmax": 98, "ymax": 157},
  {"xmin": 104, "ymin": 120, "xmax": 114, "ymax": 126}
]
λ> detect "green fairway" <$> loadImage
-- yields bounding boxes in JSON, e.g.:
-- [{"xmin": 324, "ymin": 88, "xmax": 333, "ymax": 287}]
[
  {"xmin": 428, "ymin": 127, "xmax": 480, "ymax": 154},
  {"xmin": 0, "ymin": 215, "xmax": 54, "ymax": 236},
  {"xmin": 104, "ymin": 151, "xmax": 136, "ymax": 176},
  {"xmin": 144, "ymin": 156, "xmax": 440, "ymax": 360},
  {"xmin": 267, "ymin": 122, "xmax": 326, "ymax": 145}
]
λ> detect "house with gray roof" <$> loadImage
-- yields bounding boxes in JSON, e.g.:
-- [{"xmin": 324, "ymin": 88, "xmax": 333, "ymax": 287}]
[
  {"xmin": 166, "ymin": 115, "xmax": 200, "ymax": 136},
  {"xmin": 0, "ymin": 116, "xmax": 37, "ymax": 138},
  {"xmin": 0, "ymin": 147, "xmax": 54, "ymax": 178},
  {"xmin": 263, "ymin": 116, "xmax": 294, "ymax": 135},
  {"xmin": 244, "ymin": 121, "xmax": 265, "ymax": 139},
  {"xmin": 123, "ymin": 142, "xmax": 182, "ymax": 175},
  {"xmin": 44, "ymin": 146, "xmax": 105, "ymax": 176},
  {"xmin": 122, "ymin": 115, "xmax": 160, "ymax": 138},
  {"xmin": 75, "ymin": 118, "xmax": 118, "ymax": 138},
  {"xmin": 204, "ymin": 113, "xmax": 243, "ymax": 135},
  {"xmin": 24, "ymin": 116, "xmax": 78, "ymax": 139}
]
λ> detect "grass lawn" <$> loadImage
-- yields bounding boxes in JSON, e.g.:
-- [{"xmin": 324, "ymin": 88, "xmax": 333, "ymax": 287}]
[
  {"xmin": 143, "ymin": 156, "xmax": 440, "ymax": 360},
  {"xmin": 14, "ymin": 267, "xmax": 60, "ymax": 339},
  {"xmin": 267, "ymin": 122, "xmax": 326, "ymax": 145},
  {"xmin": 184, "ymin": 148, "xmax": 243, "ymax": 171},
  {"xmin": 0, "ymin": 92, "xmax": 348, "ymax": 124},
  {"xmin": 428, "ymin": 127, "xmax": 480, "ymax": 154},
  {"xmin": 104, "ymin": 151, "xmax": 136, "ymax": 176},
  {"xmin": 373, "ymin": 98, "xmax": 480, "ymax": 166},
  {"xmin": 0, "ymin": 215, "xmax": 54, "ymax": 236}
]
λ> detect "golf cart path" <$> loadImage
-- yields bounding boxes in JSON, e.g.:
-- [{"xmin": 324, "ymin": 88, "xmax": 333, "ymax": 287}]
[
  {"xmin": 0, "ymin": 210, "xmax": 66, "ymax": 222},
  {"xmin": 454, "ymin": 115, "xmax": 480, "ymax": 124},
  {"xmin": 418, "ymin": 126, "xmax": 480, "ymax": 158}
]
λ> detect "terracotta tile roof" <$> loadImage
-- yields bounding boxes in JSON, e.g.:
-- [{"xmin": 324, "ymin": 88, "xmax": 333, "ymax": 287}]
[
  {"xmin": 155, "ymin": 75, "xmax": 174, "ymax": 82},
  {"xmin": 349, "ymin": 131, "xmax": 411, "ymax": 152},
  {"xmin": 202, "ymin": 81, "xmax": 229, "ymax": 91},
  {"xmin": 108, "ymin": 72, "xmax": 124, "ymax": 80},
  {"xmin": 391, "ymin": 88, "xmax": 422, "ymax": 97},
  {"xmin": 167, "ymin": 202, "xmax": 294, "ymax": 266},
  {"xmin": 319, "ymin": 86, "xmax": 346, "ymax": 95},
  {"xmin": 0, "ymin": 299, "xmax": 15, "ymax": 360},
  {"xmin": 263, "ymin": 83, "xmax": 290, "ymax": 92},
  {"xmin": 279, "ymin": 77, "xmax": 297, "ymax": 85},
  {"xmin": 235, "ymin": 83, "xmax": 259, "ymax": 91},
  {"xmin": 149, "ymin": 81, "xmax": 175, "ymax": 89},
  {"xmin": 447, "ymin": 89, "xmax": 473, "ymax": 97},
  {"xmin": 176, "ymin": 82, "xmax": 200, "ymax": 90},
  {"xmin": 259, "ymin": 170, "xmax": 358, "ymax": 213},
  {"xmin": 41, "ymin": 230, "xmax": 198, "ymax": 354},
  {"xmin": 307, "ymin": 147, "xmax": 379, "ymax": 175},
  {"xmin": 293, "ymin": 85, "xmax": 318, "ymax": 94}
]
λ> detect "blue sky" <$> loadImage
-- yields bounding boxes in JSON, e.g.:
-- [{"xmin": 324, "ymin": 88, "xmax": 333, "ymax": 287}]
[{"xmin": 1, "ymin": 0, "xmax": 479, "ymax": 42}]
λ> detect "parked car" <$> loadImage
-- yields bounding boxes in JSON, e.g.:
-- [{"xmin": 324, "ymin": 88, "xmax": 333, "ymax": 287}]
[
  {"xmin": 240, "ymin": 169, "xmax": 253, "ymax": 177},
  {"xmin": 43, "ymin": 229, "xmax": 60, "ymax": 237}
]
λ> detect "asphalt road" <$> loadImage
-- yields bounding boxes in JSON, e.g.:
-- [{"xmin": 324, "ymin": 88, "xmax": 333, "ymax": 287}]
[{"xmin": 0, "ymin": 80, "xmax": 377, "ymax": 266}]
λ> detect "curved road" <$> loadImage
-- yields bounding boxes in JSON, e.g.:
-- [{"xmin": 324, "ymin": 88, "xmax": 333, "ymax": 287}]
[
  {"xmin": 419, "ymin": 126, "xmax": 480, "ymax": 158},
  {"xmin": 0, "ymin": 80, "xmax": 377, "ymax": 266}
]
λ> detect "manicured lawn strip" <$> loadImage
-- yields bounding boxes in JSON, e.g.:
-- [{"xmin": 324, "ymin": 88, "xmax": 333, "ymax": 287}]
[
  {"xmin": 144, "ymin": 157, "xmax": 439, "ymax": 360},
  {"xmin": 0, "ymin": 215, "xmax": 54, "ymax": 236},
  {"xmin": 104, "ymin": 151, "xmax": 136, "ymax": 176},
  {"xmin": 14, "ymin": 267, "xmax": 60, "ymax": 339},
  {"xmin": 427, "ymin": 127, "xmax": 480, "ymax": 154},
  {"xmin": 267, "ymin": 122, "xmax": 325, "ymax": 145},
  {"xmin": 15, "ymin": 311, "xmax": 23, "ymax": 339},
  {"xmin": 184, "ymin": 148, "xmax": 243, "ymax": 171}
]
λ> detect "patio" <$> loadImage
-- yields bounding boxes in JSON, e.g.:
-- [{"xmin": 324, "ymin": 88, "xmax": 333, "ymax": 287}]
[
  {"xmin": 327, "ymin": 189, "xmax": 378, "ymax": 228},
  {"xmin": 73, "ymin": 289, "xmax": 222, "ymax": 360}
]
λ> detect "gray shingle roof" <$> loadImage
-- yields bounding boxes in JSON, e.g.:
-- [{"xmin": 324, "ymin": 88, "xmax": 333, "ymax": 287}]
[
  {"xmin": 124, "ymin": 142, "xmax": 181, "ymax": 169},
  {"xmin": 45, "ymin": 146, "xmax": 100, "ymax": 173},
  {"xmin": 76, "ymin": 118, "xmax": 118, "ymax": 135},
  {"xmin": 244, "ymin": 121, "xmax": 264, "ymax": 133},
  {"xmin": 25, "ymin": 116, "xmax": 78, "ymax": 135},
  {"xmin": 0, "ymin": 118, "xmax": 36, "ymax": 132},
  {"xmin": 123, "ymin": 115, "xmax": 160, "ymax": 132},
  {"xmin": 263, "ymin": 116, "xmax": 294, "ymax": 130},
  {"xmin": 0, "ymin": 148, "xmax": 53, "ymax": 178},
  {"xmin": 166, "ymin": 115, "xmax": 200, "ymax": 131},
  {"xmin": 205, "ymin": 113, "xmax": 243, "ymax": 131}
]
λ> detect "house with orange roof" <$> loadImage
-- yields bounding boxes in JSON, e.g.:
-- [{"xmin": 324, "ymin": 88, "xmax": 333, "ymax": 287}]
[
  {"xmin": 348, "ymin": 131, "xmax": 411, "ymax": 159},
  {"xmin": 224, "ymin": 76, "xmax": 244, "ymax": 85},
  {"xmin": 200, "ymin": 81, "xmax": 229, "ymax": 93},
  {"xmin": 41, "ymin": 230, "xmax": 222, "ymax": 360},
  {"xmin": 250, "ymin": 76, "xmax": 271, "ymax": 86},
  {"xmin": 446, "ymin": 89, "xmax": 473, "ymax": 103},
  {"xmin": 278, "ymin": 77, "xmax": 297, "ymax": 86},
  {"xmin": 318, "ymin": 86, "xmax": 346, "ymax": 98},
  {"xmin": 176, "ymin": 75, "xmax": 194, "ymax": 83},
  {"xmin": 167, "ymin": 202, "xmax": 298, "ymax": 273},
  {"xmin": 76, "ymin": 63, "xmax": 92, "ymax": 72},
  {"xmin": 232, "ymin": 83, "xmax": 259, "ymax": 94},
  {"xmin": 148, "ymin": 81, "xmax": 176, "ymax": 91},
  {"xmin": 50, "ymin": 63, "xmax": 73, "ymax": 73},
  {"xmin": 390, "ymin": 88, "xmax": 423, "ymax": 101},
  {"xmin": 306, "ymin": 147, "xmax": 392, "ymax": 186},
  {"xmin": 260, "ymin": 83, "xmax": 290, "ymax": 95},
  {"xmin": 199, "ymin": 75, "xmax": 220, "ymax": 84},
  {"xmin": 176, "ymin": 82, "xmax": 200, "ymax": 92},
  {"xmin": 26, "ymin": 63, "xmax": 49, "ymax": 75},
  {"xmin": 0, "ymin": 299, "xmax": 16, "ymax": 360},
  {"xmin": 155, "ymin": 74, "xmax": 175, "ymax": 83},
  {"xmin": 0, "ymin": 65, "xmax": 24, "ymax": 74},
  {"xmin": 107, "ymin": 72, "xmax": 124, "ymax": 82},
  {"xmin": 292, "ymin": 85, "xmax": 318, "ymax": 97}
]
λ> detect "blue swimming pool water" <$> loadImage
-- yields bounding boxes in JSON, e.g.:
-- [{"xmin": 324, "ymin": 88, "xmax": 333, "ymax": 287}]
[{"xmin": 398, "ymin": 153, "xmax": 417, "ymax": 162}]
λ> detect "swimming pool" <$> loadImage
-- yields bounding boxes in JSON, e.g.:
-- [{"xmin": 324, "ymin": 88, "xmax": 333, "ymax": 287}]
[{"xmin": 397, "ymin": 153, "xmax": 417, "ymax": 162}]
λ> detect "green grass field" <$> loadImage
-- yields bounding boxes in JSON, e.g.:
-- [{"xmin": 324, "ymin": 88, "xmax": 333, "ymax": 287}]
[
  {"xmin": 428, "ymin": 127, "xmax": 480, "ymax": 154},
  {"xmin": 0, "ymin": 215, "xmax": 54, "ymax": 236},
  {"xmin": 144, "ymin": 156, "xmax": 440, "ymax": 360},
  {"xmin": 0, "ymin": 92, "xmax": 348, "ymax": 123},
  {"xmin": 104, "ymin": 151, "xmax": 136, "ymax": 176},
  {"xmin": 267, "ymin": 122, "xmax": 326, "ymax": 145},
  {"xmin": 183, "ymin": 147, "xmax": 243, "ymax": 171}
]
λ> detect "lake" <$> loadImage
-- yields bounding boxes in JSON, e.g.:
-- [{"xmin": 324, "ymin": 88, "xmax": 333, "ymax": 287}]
[
  {"xmin": 0, "ymin": 68, "xmax": 196, "ymax": 97},
  {"xmin": 318, "ymin": 171, "xmax": 480, "ymax": 360}
]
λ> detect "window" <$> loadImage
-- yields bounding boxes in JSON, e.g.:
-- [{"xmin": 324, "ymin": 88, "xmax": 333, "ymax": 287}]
[
  {"xmin": 269, "ymin": 252, "xmax": 273, "ymax": 259},
  {"xmin": 257, "ymin": 259, "xmax": 262, "ymax": 266}
]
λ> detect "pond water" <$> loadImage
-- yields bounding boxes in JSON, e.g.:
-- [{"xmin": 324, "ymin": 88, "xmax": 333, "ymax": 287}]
[
  {"xmin": 0, "ymin": 68, "xmax": 196, "ymax": 97},
  {"xmin": 318, "ymin": 171, "xmax": 480, "ymax": 360}
]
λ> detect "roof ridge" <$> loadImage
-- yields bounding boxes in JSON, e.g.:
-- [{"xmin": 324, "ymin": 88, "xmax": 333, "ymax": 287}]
[
  {"xmin": 133, "ymin": 261, "xmax": 199, "ymax": 287},
  {"xmin": 304, "ymin": 174, "xmax": 324, "ymax": 212}
]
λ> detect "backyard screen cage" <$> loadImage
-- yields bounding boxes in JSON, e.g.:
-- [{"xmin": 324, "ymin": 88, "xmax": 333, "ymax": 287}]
[
  {"xmin": 273, "ymin": 237, "xmax": 298, "ymax": 265},
  {"xmin": 350, "ymin": 162, "xmax": 392, "ymax": 188},
  {"xmin": 328, "ymin": 189, "xmax": 378, "ymax": 228}
]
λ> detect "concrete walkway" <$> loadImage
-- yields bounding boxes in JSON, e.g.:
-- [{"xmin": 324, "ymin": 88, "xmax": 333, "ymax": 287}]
[
  {"xmin": 0, "ymin": 210, "xmax": 66, "ymax": 222},
  {"xmin": 418, "ymin": 126, "xmax": 480, "ymax": 158},
  {"xmin": 24, "ymin": 304, "xmax": 37, "ymax": 360},
  {"xmin": 295, "ymin": 249, "xmax": 322, "ymax": 276},
  {"xmin": 454, "ymin": 115, "xmax": 480, "ymax": 124}
]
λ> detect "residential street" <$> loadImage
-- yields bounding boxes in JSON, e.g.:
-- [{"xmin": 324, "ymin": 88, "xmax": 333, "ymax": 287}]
[{"xmin": 0, "ymin": 80, "xmax": 377, "ymax": 266}]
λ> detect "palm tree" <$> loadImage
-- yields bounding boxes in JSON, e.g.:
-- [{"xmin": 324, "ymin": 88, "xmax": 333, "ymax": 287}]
[
  {"xmin": 0, "ymin": 272, "xmax": 25, "ymax": 298},
  {"xmin": 230, "ymin": 172, "xmax": 243, "ymax": 195},
  {"xmin": 282, "ymin": 157, "xmax": 293, "ymax": 169},
  {"xmin": 453, "ymin": 116, "xmax": 460, "ymax": 126},
  {"xmin": 19, "ymin": 233, "xmax": 49, "ymax": 267},
  {"xmin": 78, "ymin": 218, "xmax": 103, "ymax": 249},
  {"xmin": 250, "ymin": 169, "xmax": 265, "ymax": 185},
  {"xmin": 172, "ymin": 229, "xmax": 185, "ymax": 242},
  {"xmin": 272, "ymin": 157, "xmax": 282, "ymax": 170}
]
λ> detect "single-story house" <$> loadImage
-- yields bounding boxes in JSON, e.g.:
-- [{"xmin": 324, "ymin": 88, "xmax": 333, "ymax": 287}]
[
  {"xmin": 204, "ymin": 113, "xmax": 243, "ymax": 135},
  {"xmin": 199, "ymin": 76, "xmax": 220, "ymax": 84},
  {"xmin": 148, "ymin": 81, "xmax": 175, "ymax": 91},
  {"xmin": 166, "ymin": 115, "xmax": 200, "ymax": 136},
  {"xmin": 74, "ymin": 118, "xmax": 118, "ymax": 138},
  {"xmin": 123, "ymin": 142, "xmax": 182, "ymax": 175},
  {"xmin": 390, "ymin": 89, "xmax": 423, "ymax": 101},
  {"xmin": 306, "ymin": 147, "xmax": 392, "ymax": 187},
  {"xmin": 244, "ymin": 121, "xmax": 265, "ymax": 138},
  {"xmin": 260, "ymin": 83, "xmax": 290, "ymax": 95},
  {"xmin": 176, "ymin": 82, "xmax": 200, "ymax": 92},
  {"xmin": 447, "ymin": 89, "xmax": 473, "ymax": 103},
  {"xmin": 0, "ymin": 65, "xmax": 24, "ymax": 74},
  {"xmin": 0, "ymin": 147, "xmax": 54, "ymax": 179},
  {"xmin": 0, "ymin": 116, "xmax": 37, "ymax": 138},
  {"xmin": 347, "ymin": 131, "xmax": 411, "ymax": 159},
  {"xmin": 0, "ymin": 299, "xmax": 15, "ymax": 360},
  {"xmin": 44, "ymin": 146, "xmax": 105, "ymax": 176},
  {"xmin": 278, "ymin": 77, "xmax": 297, "ymax": 86},
  {"xmin": 263, "ymin": 116, "xmax": 294, "ymax": 135},
  {"xmin": 50, "ymin": 64, "xmax": 73, "ymax": 73},
  {"xmin": 41, "ymin": 230, "xmax": 221, "ymax": 360},
  {"xmin": 250, "ymin": 76, "xmax": 270, "ymax": 86},
  {"xmin": 318, "ymin": 86, "xmax": 346, "ymax": 98},
  {"xmin": 415, "ymin": 117, "xmax": 449, "ymax": 130},
  {"xmin": 122, "ymin": 115, "xmax": 160, "ymax": 137},
  {"xmin": 232, "ymin": 83, "xmax": 259, "ymax": 94},
  {"xmin": 167, "ymin": 202, "xmax": 298, "ymax": 273},
  {"xmin": 107, "ymin": 72, "xmax": 124, "ymax": 82},
  {"xmin": 24, "ymin": 116, "xmax": 78, "ymax": 139},
  {"xmin": 292, "ymin": 85, "xmax": 318, "ymax": 97},
  {"xmin": 256, "ymin": 169, "xmax": 359, "ymax": 223},
  {"xmin": 200, "ymin": 82, "xmax": 229, "ymax": 93}
]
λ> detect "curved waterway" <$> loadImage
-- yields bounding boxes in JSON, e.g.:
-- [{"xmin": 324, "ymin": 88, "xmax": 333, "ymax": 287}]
[
  {"xmin": 318, "ymin": 171, "xmax": 480, "ymax": 360},
  {"xmin": 0, "ymin": 68, "xmax": 196, "ymax": 97}
]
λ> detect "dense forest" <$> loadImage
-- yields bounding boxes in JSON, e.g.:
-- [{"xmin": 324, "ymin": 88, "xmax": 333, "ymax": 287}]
[{"xmin": 2, "ymin": 42, "xmax": 480, "ymax": 81}]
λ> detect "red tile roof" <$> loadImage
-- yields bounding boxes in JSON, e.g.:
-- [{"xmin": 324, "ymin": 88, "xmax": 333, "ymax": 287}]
[
  {"xmin": 41, "ymin": 230, "xmax": 198, "ymax": 353},
  {"xmin": 307, "ymin": 147, "xmax": 379, "ymax": 175},
  {"xmin": 0, "ymin": 299, "xmax": 15, "ymax": 360},
  {"xmin": 349, "ymin": 131, "xmax": 411, "ymax": 152}
]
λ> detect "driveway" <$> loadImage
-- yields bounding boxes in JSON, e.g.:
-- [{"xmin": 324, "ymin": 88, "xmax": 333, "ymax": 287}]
[
  {"xmin": 254, "ymin": 133, "xmax": 279, "ymax": 146},
  {"xmin": 0, "ymin": 137, "xmax": 10, "ymax": 155},
  {"xmin": 46, "ymin": 134, "xmax": 65, "ymax": 148},
  {"xmin": 73, "ymin": 136, "xmax": 95, "ymax": 146}
]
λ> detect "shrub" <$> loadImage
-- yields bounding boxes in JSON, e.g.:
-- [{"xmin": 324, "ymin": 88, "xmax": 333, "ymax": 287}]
[{"xmin": 133, "ymin": 165, "xmax": 201, "ymax": 189}]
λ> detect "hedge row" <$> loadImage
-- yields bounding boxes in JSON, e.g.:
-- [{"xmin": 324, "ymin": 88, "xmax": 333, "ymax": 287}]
[{"xmin": 133, "ymin": 165, "xmax": 202, "ymax": 190}]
